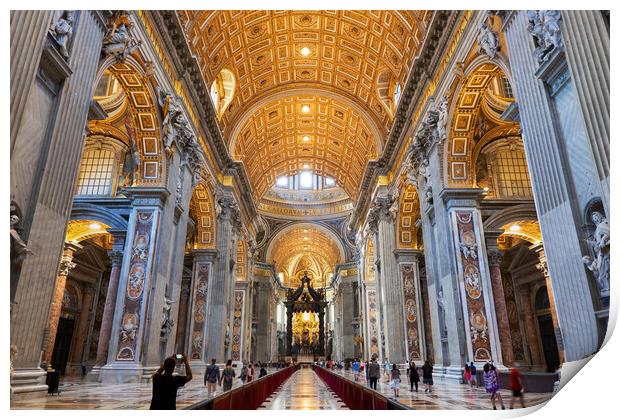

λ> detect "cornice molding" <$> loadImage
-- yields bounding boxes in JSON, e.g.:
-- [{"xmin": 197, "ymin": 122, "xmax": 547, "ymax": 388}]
[
  {"xmin": 350, "ymin": 10, "xmax": 459, "ymax": 232},
  {"xmin": 150, "ymin": 11, "xmax": 257, "ymax": 221}
]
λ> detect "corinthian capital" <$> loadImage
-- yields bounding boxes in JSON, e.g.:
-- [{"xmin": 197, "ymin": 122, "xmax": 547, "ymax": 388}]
[
  {"xmin": 58, "ymin": 255, "xmax": 76, "ymax": 277},
  {"xmin": 367, "ymin": 189, "xmax": 398, "ymax": 233}
]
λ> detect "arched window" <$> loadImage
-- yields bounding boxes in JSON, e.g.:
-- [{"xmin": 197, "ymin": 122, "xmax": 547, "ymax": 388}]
[
  {"xmin": 476, "ymin": 138, "xmax": 533, "ymax": 199},
  {"xmin": 75, "ymin": 137, "xmax": 126, "ymax": 197},
  {"xmin": 210, "ymin": 68, "xmax": 235, "ymax": 118},
  {"xmin": 394, "ymin": 82, "xmax": 402, "ymax": 107}
]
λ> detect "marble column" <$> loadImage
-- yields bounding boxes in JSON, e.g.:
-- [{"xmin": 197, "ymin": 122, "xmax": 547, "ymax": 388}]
[
  {"xmin": 486, "ymin": 247, "xmax": 514, "ymax": 366},
  {"xmin": 395, "ymin": 250, "xmax": 426, "ymax": 364},
  {"xmin": 254, "ymin": 276, "xmax": 273, "ymax": 363},
  {"xmin": 561, "ymin": 11, "xmax": 610, "ymax": 214},
  {"xmin": 517, "ymin": 286, "xmax": 545, "ymax": 368},
  {"xmin": 100, "ymin": 188, "xmax": 166, "ymax": 383},
  {"xmin": 368, "ymin": 187, "xmax": 407, "ymax": 363},
  {"xmin": 338, "ymin": 275, "xmax": 357, "ymax": 360},
  {"xmin": 174, "ymin": 270, "xmax": 192, "ymax": 354},
  {"xmin": 531, "ymin": 243, "xmax": 565, "ymax": 365},
  {"xmin": 93, "ymin": 245, "xmax": 124, "ymax": 368},
  {"xmin": 186, "ymin": 250, "xmax": 216, "ymax": 372},
  {"xmin": 500, "ymin": 10, "xmax": 599, "ymax": 361},
  {"xmin": 10, "ymin": 10, "xmax": 54, "ymax": 152},
  {"xmin": 42, "ymin": 242, "xmax": 81, "ymax": 369},
  {"xmin": 69, "ymin": 285, "xmax": 96, "ymax": 365},
  {"xmin": 442, "ymin": 189, "xmax": 503, "ymax": 366},
  {"xmin": 10, "ymin": 11, "xmax": 108, "ymax": 398},
  {"xmin": 201, "ymin": 188, "xmax": 241, "ymax": 362}
]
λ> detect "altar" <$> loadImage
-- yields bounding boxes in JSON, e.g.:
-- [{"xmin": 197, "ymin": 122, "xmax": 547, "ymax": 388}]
[{"xmin": 285, "ymin": 272, "xmax": 327, "ymax": 359}]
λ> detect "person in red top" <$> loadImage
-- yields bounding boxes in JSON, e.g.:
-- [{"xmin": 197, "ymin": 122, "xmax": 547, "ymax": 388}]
[{"xmin": 509, "ymin": 362, "xmax": 526, "ymax": 409}]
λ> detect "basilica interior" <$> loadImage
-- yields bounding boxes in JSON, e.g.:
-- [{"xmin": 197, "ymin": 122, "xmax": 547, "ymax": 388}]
[{"xmin": 9, "ymin": 9, "xmax": 610, "ymax": 410}]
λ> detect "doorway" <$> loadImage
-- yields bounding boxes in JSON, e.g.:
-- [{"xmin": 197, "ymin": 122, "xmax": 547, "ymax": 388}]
[
  {"xmin": 534, "ymin": 287, "xmax": 560, "ymax": 372},
  {"xmin": 51, "ymin": 317, "xmax": 75, "ymax": 376}
]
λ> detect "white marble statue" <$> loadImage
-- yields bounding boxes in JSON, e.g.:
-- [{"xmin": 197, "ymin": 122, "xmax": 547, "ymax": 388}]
[
  {"xmin": 435, "ymin": 96, "xmax": 449, "ymax": 141},
  {"xmin": 477, "ymin": 15, "xmax": 500, "ymax": 59},
  {"xmin": 49, "ymin": 11, "xmax": 75, "ymax": 58},
  {"xmin": 10, "ymin": 215, "xmax": 31, "ymax": 264},
  {"xmin": 102, "ymin": 12, "xmax": 142, "ymax": 62},
  {"xmin": 583, "ymin": 211, "xmax": 610, "ymax": 297}
]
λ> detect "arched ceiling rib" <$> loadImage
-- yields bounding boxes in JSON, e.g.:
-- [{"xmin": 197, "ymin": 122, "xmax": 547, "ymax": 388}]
[{"xmin": 179, "ymin": 10, "xmax": 433, "ymax": 202}]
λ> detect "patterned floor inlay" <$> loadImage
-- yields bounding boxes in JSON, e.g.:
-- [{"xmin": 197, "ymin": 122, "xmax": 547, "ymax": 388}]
[
  {"xmin": 329, "ymin": 369, "xmax": 554, "ymax": 410},
  {"xmin": 259, "ymin": 366, "xmax": 348, "ymax": 410}
]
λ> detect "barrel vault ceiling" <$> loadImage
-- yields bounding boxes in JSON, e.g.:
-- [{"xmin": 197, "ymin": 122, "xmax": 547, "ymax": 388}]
[{"xmin": 179, "ymin": 10, "xmax": 433, "ymax": 202}]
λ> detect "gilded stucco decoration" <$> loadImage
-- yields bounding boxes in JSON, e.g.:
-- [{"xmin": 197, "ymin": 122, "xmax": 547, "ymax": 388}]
[
  {"xmin": 447, "ymin": 63, "xmax": 518, "ymax": 187},
  {"xmin": 266, "ymin": 224, "xmax": 344, "ymax": 287},
  {"xmin": 189, "ymin": 182, "xmax": 216, "ymax": 248},
  {"xmin": 397, "ymin": 184, "xmax": 420, "ymax": 249},
  {"xmin": 179, "ymin": 10, "xmax": 432, "ymax": 201}
]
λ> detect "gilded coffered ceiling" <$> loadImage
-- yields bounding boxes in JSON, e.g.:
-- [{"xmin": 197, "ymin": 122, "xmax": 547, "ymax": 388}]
[
  {"xmin": 232, "ymin": 95, "xmax": 378, "ymax": 200},
  {"xmin": 179, "ymin": 10, "xmax": 433, "ymax": 201},
  {"xmin": 266, "ymin": 224, "xmax": 344, "ymax": 285}
]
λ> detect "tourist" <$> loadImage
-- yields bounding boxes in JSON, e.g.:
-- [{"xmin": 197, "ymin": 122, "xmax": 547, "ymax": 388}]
[
  {"xmin": 469, "ymin": 362, "xmax": 478, "ymax": 387},
  {"xmin": 259, "ymin": 365, "xmax": 268, "ymax": 378},
  {"xmin": 483, "ymin": 362, "xmax": 505, "ymax": 410},
  {"xmin": 422, "ymin": 359, "xmax": 434, "ymax": 393},
  {"xmin": 390, "ymin": 364, "xmax": 401, "ymax": 398},
  {"xmin": 384, "ymin": 359, "xmax": 391, "ymax": 382},
  {"xmin": 149, "ymin": 354, "xmax": 193, "ymax": 410},
  {"xmin": 464, "ymin": 364, "xmax": 471, "ymax": 386},
  {"xmin": 408, "ymin": 361, "xmax": 420, "ymax": 392},
  {"xmin": 239, "ymin": 362, "xmax": 248, "ymax": 383},
  {"xmin": 247, "ymin": 363, "xmax": 255, "ymax": 382},
  {"xmin": 368, "ymin": 357, "xmax": 380, "ymax": 390},
  {"xmin": 365, "ymin": 360, "xmax": 370, "ymax": 384},
  {"xmin": 204, "ymin": 358, "xmax": 220, "ymax": 395},
  {"xmin": 220, "ymin": 359, "xmax": 235, "ymax": 391},
  {"xmin": 509, "ymin": 363, "xmax": 526, "ymax": 409},
  {"xmin": 352, "ymin": 358, "xmax": 360, "ymax": 381}
]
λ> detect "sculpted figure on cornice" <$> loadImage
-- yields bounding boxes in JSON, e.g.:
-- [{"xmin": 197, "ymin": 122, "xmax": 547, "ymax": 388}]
[
  {"xmin": 158, "ymin": 87, "xmax": 204, "ymax": 172},
  {"xmin": 477, "ymin": 12, "xmax": 500, "ymax": 59},
  {"xmin": 102, "ymin": 11, "xmax": 142, "ymax": 62},
  {"xmin": 405, "ymin": 95, "xmax": 449, "ymax": 205},
  {"xmin": 527, "ymin": 10, "xmax": 563, "ymax": 64},
  {"xmin": 49, "ymin": 11, "xmax": 75, "ymax": 58}
]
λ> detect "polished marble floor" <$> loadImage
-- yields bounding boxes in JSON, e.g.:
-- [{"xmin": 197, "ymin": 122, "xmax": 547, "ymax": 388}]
[
  {"xmin": 11, "ymin": 365, "xmax": 553, "ymax": 410},
  {"xmin": 331, "ymin": 368, "xmax": 554, "ymax": 410},
  {"xmin": 10, "ymin": 368, "xmax": 278, "ymax": 410},
  {"xmin": 260, "ymin": 366, "xmax": 348, "ymax": 410}
]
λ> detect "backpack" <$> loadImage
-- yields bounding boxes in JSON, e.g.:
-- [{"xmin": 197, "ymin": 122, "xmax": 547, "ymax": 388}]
[{"xmin": 206, "ymin": 365, "xmax": 218, "ymax": 382}]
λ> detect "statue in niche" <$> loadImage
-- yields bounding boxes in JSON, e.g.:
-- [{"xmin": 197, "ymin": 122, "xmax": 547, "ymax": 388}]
[
  {"xmin": 583, "ymin": 211, "xmax": 610, "ymax": 297},
  {"xmin": 477, "ymin": 12, "xmax": 500, "ymax": 59},
  {"xmin": 10, "ymin": 214, "xmax": 31, "ymax": 265},
  {"xmin": 527, "ymin": 10, "xmax": 563, "ymax": 63},
  {"xmin": 102, "ymin": 11, "xmax": 142, "ymax": 62},
  {"xmin": 49, "ymin": 11, "xmax": 75, "ymax": 58},
  {"xmin": 160, "ymin": 286, "xmax": 175, "ymax": 340},
  {"xmin": 437, "ymin": 285, "xmax": 448, "ymax": 338}
]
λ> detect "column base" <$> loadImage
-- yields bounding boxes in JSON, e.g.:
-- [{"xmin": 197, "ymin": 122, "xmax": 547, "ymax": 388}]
[
  {"xmin": 432, "ymin": 365, "xmax": 465, "ymax": 382},
  {"xmin": 11, "ymin": 367, "xmax": 48, "ymax": 400},
  {"xmin": 99, "ymin": 363, "xmax": 146, "ymax": 384},
  {"xmin": 86, "ymin": 366, "xmax": 103, "ymax": 382}
]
